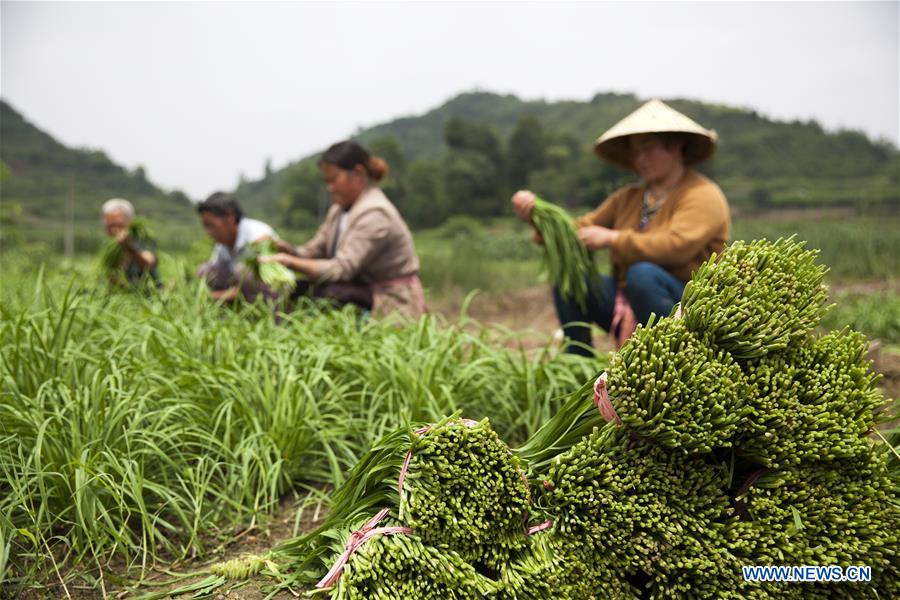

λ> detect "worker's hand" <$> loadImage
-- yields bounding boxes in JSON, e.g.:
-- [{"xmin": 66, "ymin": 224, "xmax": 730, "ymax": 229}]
[
  {"xmin": 274, "ymin": 238, "xmax": 299, "ymax": 256},
  {"xmin": 257, "ymin": 235, "xmax": 293, "ymax": 254},
  {"xmin": 531, "ymin": 228, "xmax": 544, "ymax": 246},
  {"xmin": 511, "ymin": 190, "xmax": 536, "ymax": 222},
  {"xmin": 114, "ymin": 229, "xmax": 130, "ymax": 245},
  {"xmin": 258, "ymin": 253, "xmax": 292, "ymax": 266},
  {"xmin": 211, "ymin": 287, "xmax": 237, "ymax": 301},
  {"xmin": 578, "ymin": 226, "xmax": 620, "ymax": 250}
]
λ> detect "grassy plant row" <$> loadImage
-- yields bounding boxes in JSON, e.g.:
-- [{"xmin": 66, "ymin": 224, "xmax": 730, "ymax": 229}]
[{"xmin": 0, "ymin": 270, "xmax": 600, "ymax": 592}]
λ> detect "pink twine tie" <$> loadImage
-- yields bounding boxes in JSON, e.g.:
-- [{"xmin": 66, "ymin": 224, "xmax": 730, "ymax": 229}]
[
  {"xmin": 527, "ymin": 519, "xmax": 553, "ymax": 535},
  {"xmin": 316, "ymin": 508, "xmax": 413, "ymax": 589},
  {"xmin": 593, "ymin": 372, "xmax": 622, "ymax": 425}
]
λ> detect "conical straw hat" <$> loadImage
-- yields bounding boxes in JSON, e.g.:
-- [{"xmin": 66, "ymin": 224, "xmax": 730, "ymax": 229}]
[{"xmin": 594, "ymin": 99, "xmax": 718, "ymax": 170}]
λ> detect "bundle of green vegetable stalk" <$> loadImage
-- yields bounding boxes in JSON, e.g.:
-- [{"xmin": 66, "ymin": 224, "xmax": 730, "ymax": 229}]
[
  {"xmin": 268, "ymin": 237, "xmax": 897, "ymax": 598},
  {"xmin": 605, "ymin": 316, "xmax": 750, "ymax": 453},
  {"xmin": 738, "ymin": 328, "xmax": 887, "ymax": 468},
  {"xmin": 731, "ymin": 451, "xmax": 900, "ymax": 598},
  {"xmin": 324, "ymin": 529, "xmax": 496, "ymax": 599},
  {"xmin": 241, "ymin": 239, "xmax": 297, "ymax": 294},
  {"xmin": 535, "ymin": 425, "xmax": 766, "ymax": 599},
  {"xmin": 274, "ymin": 416, "xmax": 532, "ymax": 592},
  {"xmin": 515, "ymin": 237, "xmax": 896, "ymax": 598},
  {"xmin": 530, "ymin": 196, "xmax": 598, "ymax": 310},
  {"xmin": 99, "ymin": 218, "xmax": 154, "ymax": 274},
  {"xmin": 399, "ymin": 418, "xmax": 531, "ymax": 570},
  {"xmin": 680, "ymin": 236, "xmax": 829, "ymax": 361}
]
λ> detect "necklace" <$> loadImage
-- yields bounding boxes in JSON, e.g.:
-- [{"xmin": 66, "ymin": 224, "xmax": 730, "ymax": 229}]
[{"xmin": 640, "ymin": 189, "xmax": 667, "ymax": 230}]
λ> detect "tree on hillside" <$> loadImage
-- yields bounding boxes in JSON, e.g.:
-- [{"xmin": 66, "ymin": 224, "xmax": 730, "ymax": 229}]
[
  {"xmin": 444, "ymin": 117, "xmax": 504, "ymax": 170},
  {"xmin": 278, "ymin": 161, "xmax": 325, "ymax": 228},
  {"xmin": 441, "ymin": 118, "xmax": 506, "ymax": 218},
  {"xmin": 400, "ymin": 158, "xmax": 448, "ymax": 228},
  {"xmin": 442, "ymin": 150, "xmax": 504, "ymax": 218},
  {"xmin": 506, "ymin": 116, "xmax": 547, "ymax": 188}
]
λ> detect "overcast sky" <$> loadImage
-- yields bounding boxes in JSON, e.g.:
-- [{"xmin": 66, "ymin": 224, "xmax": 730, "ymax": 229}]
[{"xmin": 2, "ymin": 1, "xmax": 898, "ymax": 199}]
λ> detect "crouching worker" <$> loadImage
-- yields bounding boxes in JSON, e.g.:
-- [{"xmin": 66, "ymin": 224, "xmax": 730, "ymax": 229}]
[
  {"xmin": 512, "ymin": 99, "xmax": 730, "ymax": 356},
  {"xmin": 101, "ymin": 198, "xmax": 162, "ymax": 290},
  {"xmin": 260, "ymin": 141, "xmax": 426, "ymax": 319},
  {"xmin": 196, "ymin": 192, "xmax": 283, "ymax": 303}
]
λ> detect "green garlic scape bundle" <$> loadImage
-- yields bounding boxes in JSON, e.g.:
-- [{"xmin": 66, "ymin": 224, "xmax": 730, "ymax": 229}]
[
  {"xmin": 276, "ymin": 417, "xmax": 532, "ymax": 591},
  {"xmin": 538, "ymin": 427, "xmax": 736, "ymax": 582},
  {"xmin": 740, "ymin": 329, "xmax": 887, "ymax": 468},
  {"xmin": 400, "ymin": 419, "xmax": 531, "ymax": 571},
  {"xmin": 328, "ymin": 532, "xmax": 495, "ymax": 600},
  {"xmin": 537, "ymin": 427, "xmax": 770, "ymax": 600},
  {"xmin": 531, "ymin": 196, "xmax": 598, "ymax": 310},
  {"xmin": 496, "ymin": 533, "xmax": 638, "ymax": 600},
  {"xmin": 680, "ymin": 236, "xmax": 829, "ymax": 361},
  {"xmin": 241, "ymin": 239, "xmax": 297, "ymax": 294},
  {"xmin": 733, "ymin": 453, "xmax": 900, "ymax": 599},
  {"xmin": 606, "ymin": 316, "xmax": 749, "ymax": 453},
  {"xmin": 99, "ymin": 217, "xmax": 154, "ymax": 273},
  {"xmin": 281, "ymin": 232, "xmax": 896, "ymax": 598}
]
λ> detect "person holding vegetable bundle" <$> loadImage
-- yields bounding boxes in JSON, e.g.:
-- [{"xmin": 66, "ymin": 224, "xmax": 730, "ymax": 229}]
[
  {"xmin": 101, "ymin": 198, "xmax": 162, "ymax": 289},
  {"xmin": 512, "ymin": 99, "xmax": 730, "ymax": 356},
  {"xmin": 260, "ymin": 140, "xmax": 426, "ymax": 319},
  {"xmin": 196, "ymin": 192, "xmax": 284, "ymax": 302}
]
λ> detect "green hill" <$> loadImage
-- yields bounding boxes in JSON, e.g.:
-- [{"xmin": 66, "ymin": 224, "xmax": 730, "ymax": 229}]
[
  {"xmin": 1, "ymin": 99, "xmax": 193, "ymax": 251},
  {"xmin": 237, "ymin": 91, "xmax": 899, "ymax": 229}
]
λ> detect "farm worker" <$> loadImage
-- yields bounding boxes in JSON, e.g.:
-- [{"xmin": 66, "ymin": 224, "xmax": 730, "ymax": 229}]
[
  {"xmin": 101, "ymin": 198, "xmax": 161, "ymax": 289},
  {"xmin": 196, "ymin": 192, "xmax": 282, "ymax": 302},
  {"xmin": 261, "ymin": 140, "xmax": 426, "ymax": 319},
  {"xmin": 511, "ymin": 99, "xmax": 730, "ymax": 356}
]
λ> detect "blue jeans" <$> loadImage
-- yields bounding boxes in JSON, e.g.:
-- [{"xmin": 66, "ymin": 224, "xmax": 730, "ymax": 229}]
[{"xmin": 552, "ymin": 262, "xmax": 687, "ymax": 356}]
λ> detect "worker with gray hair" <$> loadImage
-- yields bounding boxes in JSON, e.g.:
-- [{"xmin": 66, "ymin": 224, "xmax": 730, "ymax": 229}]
[{"xmin": 101, "ymin": 198, "xmax": 161, "ymax": 288}]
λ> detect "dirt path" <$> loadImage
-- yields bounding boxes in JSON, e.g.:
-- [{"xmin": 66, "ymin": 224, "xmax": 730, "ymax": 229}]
[{"xmin": 14, "ymin": 494, "xmax": 327, "ymax": 600}]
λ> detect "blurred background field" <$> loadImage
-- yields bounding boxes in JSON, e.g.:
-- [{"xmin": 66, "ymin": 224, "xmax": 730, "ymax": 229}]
[{"xmin": 4, "ymin": 211, "xmax": 898, "ymax": 345}]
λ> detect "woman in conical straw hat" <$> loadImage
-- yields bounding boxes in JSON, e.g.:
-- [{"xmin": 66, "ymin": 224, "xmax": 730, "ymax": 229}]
[{"xmin": 511, "ymin": 99, "xmax": 730, "ymax": 355}]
